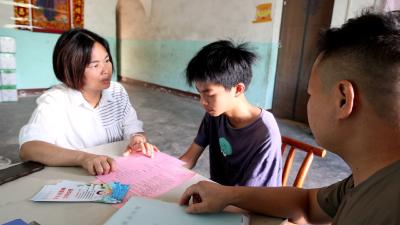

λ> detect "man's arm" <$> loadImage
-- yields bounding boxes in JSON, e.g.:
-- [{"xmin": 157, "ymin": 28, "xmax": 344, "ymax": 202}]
[
  {"xmin": 179, "ymin": 143, "xmax": 204, "ymax": 169},
  {"xmin": 20, "ymin": 140, "xmax": 116, "ymax": 175},
  {"xmin": 180, "ymin": 181, "xmax": 332, "ymax": 224}
]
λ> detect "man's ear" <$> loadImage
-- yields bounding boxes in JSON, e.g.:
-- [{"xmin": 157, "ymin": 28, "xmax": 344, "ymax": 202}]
[
  {"xmin": 335, "ymin": 80, "xmax": 355, "ymax": 119},
  {"xmin": 234, "ymin": 83, "xmax": 246, "ymax": 97}
]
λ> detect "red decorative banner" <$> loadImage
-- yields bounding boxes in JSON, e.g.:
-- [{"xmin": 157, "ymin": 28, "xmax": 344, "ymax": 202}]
[
  {"xmin": 73, "ymin": 0, "xmax": 84, "ymax": 28},
  {"xmin": 13, "ymin": 0, "xmax": 84, "ymax": 33},
  {"xmin": 14, "ymin": 0, "xmax": 30, "ymax": 30}
]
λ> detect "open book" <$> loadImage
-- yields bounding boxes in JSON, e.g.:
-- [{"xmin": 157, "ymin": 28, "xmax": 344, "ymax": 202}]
[{"xmin": 104, "ymin": 197, "xmax": 249, "ymax": 225}]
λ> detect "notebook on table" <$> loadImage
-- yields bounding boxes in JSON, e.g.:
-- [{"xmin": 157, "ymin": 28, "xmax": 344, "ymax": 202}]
[{"xmin": 104, "ymin": 197, "xmax": 249, "ymax": 225}]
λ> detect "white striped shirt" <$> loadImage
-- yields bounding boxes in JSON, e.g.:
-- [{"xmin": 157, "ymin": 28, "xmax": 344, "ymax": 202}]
[{"xmin": 19, "ymin": 81, "xmax": 143, "ymax": 150}]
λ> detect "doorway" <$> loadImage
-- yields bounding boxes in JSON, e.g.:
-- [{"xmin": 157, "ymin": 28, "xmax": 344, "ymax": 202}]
[{"xmin": 272, "ymin": 0, "xmax": 334, "ymax": 122}]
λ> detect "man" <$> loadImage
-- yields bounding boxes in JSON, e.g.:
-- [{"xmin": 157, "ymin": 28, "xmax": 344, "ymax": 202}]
[{"xmin": 180, "ymin": 10, "xmax": 400, "ymax": 225}]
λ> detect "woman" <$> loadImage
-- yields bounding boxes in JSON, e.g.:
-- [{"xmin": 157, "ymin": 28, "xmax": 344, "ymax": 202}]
[{"xmin": 19, "ymin": 28, "xmax": 157, "ymax": 175}]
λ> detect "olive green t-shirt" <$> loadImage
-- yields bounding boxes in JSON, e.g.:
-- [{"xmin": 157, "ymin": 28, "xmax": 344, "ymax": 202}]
[{"xmin": 317, "ymin": 160, "xmax": 400, "ymax": 225}]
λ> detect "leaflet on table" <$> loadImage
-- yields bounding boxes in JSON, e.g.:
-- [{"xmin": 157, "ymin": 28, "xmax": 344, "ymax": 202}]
[
  {"xmin": 31, "ymin": 180, "xmax": 130, "ymax": 203},
  {"xmin": 96, "ymin": 152, "xmax": 195, "ymax": 198}
]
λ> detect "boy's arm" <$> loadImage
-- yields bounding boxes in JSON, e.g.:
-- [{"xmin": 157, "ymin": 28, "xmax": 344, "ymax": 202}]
[
  {"xmin": 179, "ymin": 143, "xmax": 204, "ymax": 169},
  {"xmin": 180, "ymin": 181, "xmax": 332, "ymax": 224}
]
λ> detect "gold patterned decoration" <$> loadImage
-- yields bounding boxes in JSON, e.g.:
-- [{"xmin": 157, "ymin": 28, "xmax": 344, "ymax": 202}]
[
  {"xmin": 13, "ymin": 0, "xmax": 30, "ymax": 30},
  {"xmin": 72, "ymin": 0, "xmax": 84, "ymax": 28}
]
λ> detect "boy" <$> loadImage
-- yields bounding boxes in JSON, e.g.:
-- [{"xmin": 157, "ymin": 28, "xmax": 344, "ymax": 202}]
[{"xmin": 179, "ymin": 40, "xmax": 282, "ymax": 187}]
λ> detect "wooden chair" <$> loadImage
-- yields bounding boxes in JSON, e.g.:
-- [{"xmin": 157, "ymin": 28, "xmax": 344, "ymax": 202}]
[{"xmin": 281, "ymin": 136, "xmax": 326, "ymax": 188}]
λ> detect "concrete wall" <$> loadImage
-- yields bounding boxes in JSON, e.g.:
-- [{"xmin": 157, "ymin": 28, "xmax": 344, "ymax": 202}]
[
  {"xmin": 331, "ymin": 0, "xmax": 399, "ymax": 27},
  {"xmin": 118, "ymin": 0, "xmax": 284, "ymax": 109},
  {"xmin": 0, "ymin": 0, "xmax": 118, "ymax": 89}
]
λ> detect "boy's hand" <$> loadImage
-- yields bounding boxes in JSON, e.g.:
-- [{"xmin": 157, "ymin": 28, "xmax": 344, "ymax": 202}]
[
  {"xmin": 180, "ymin": 181, "xmax": 230, "ymax": 213},
  {"xmin": 124, "ymin": 134, "xmax": 159, "ymax": 158},
  {"xmin": 79, "ymin": 152, "xmax": 116, "ymax": 175}
]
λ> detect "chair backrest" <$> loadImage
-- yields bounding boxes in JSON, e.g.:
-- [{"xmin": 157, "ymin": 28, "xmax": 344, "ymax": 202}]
[{"xmin": 281, "ymin": 136, "xmax": 326, "ymax": 188}]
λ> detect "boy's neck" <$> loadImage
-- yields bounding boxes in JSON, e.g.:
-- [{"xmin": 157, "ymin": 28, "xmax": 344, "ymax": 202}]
[{"xmin": 224, "ymin": 99, "xmax": 261, "ymax": 129}]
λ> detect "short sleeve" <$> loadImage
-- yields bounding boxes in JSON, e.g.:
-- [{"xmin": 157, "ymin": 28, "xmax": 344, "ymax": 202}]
[
  {"xmin": 317, "ymin": 176, "xmax": 353, "ymax": 218},
  {"xmin": 193, "ymin": 114, "xmax": 210, "ymax": 148},
  {"xmin": 120, "ymin": 86, "xmax": 144, "ymax": 139},
  {"xmin": 19, "ymin": 100, "xmax": 62, "ymax": 147}
]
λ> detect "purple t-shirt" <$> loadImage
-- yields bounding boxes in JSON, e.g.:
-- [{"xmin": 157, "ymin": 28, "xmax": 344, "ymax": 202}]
[{"xmin": 194, "ymin": 109, "xmax": 282, "ymax": 187}]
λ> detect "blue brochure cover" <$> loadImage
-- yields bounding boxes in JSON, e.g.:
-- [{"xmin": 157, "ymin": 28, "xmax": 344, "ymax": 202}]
[
  {"xmin": 104, "ymin": 197, "xmax": 248, "ymax": 225},
  {"xmin": 2, "ymin": 219, "xmax": 29, "ymax": 225}
]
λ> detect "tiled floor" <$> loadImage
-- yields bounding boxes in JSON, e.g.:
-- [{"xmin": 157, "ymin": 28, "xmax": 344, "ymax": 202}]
[{"xmin": 0, "ymin": 82, "xmax": 351, "ymax": 188}]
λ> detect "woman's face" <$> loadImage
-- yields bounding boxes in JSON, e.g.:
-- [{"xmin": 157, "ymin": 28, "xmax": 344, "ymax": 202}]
[{"xmin": 82, "ymin": 42, "xmax": 112, "ymax": 92}]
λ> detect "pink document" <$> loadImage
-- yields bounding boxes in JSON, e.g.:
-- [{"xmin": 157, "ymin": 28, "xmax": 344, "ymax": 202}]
[{"xmin": 96, "ymin": 152, "xmax": 195, "ymax": 199}]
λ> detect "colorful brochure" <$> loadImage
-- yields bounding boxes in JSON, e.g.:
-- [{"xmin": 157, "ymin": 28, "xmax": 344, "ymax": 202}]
[{"xmin": 31, "ymin": 180, "xmax": 129, "ymax": 203}]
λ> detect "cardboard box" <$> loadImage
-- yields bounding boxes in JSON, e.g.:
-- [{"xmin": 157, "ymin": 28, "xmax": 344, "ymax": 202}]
[
  {"xmin": 0, "ymin": 69, "xmax": 16, "ymax": 85},
  {"xmin": 0, "ymin": 36, "xmax": 16, "ymax": 53},
  {"xmin": 1, "ymin": 88, "xmax": 18, "ymax": 102},
  {"xmin": 0, "ymin": 69, "xmax": 17, "ymax": 102},
  {"xmin": 0, "ymin": 53, "xmax": 16, "ymax": 69}
]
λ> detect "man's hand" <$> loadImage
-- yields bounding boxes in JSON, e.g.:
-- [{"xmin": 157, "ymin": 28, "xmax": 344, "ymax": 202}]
[
  {"xmin": 179, "ymin": 181, "xmax": 231, "ymax": 213},
  {"xmin": 79, "ymin": 152, "xmax": 116, "ymax": 175},
  {"xmin": 124, "ymin": 134, "xmax": 159, "ymax": 158}
]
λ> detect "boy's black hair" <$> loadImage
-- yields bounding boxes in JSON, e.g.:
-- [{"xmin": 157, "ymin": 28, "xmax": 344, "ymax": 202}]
[
  {"xmin": 317, "ymin": 10, "xmax": 400, "ymax": 125},
  {"xmin": 186, "ymin": 40, "xmax": 257, "ymax": 89}
]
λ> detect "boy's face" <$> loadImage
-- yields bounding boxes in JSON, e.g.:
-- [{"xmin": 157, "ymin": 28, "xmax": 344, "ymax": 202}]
[{"xmin": 195, "ymin": 82, "xmax": 236, "ymax": 117}]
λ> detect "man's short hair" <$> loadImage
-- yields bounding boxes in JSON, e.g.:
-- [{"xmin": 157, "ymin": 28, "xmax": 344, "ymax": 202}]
[
  {"xmin": 318, "ymin": 10, "xmax": 400, "ymax": 125},
  {"xmin": 186, "ymin": 40, "xmax": 257, "ymax": 89},
  {"xmin": 53, "ymin": 28, "xmax": 114, "ymax": 90}
]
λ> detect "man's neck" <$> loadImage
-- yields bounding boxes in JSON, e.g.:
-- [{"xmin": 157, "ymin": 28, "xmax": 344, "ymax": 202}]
[
  {"xmin": 342, "ymin": 128, "xmax": 400, "ymax": 186},
  {"xmin": 350, "ymin": 155, "xmax": 399, "ymax": 187}
]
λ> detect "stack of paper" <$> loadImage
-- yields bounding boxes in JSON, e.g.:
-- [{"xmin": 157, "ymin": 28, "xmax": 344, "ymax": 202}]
[{"xmin": 97, "ymin": 152, "xmax": 195, "ymax": 198}]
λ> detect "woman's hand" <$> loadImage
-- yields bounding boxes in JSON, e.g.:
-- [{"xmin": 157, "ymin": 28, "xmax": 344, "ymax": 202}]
[
  {"xmin": 124, "ymin": 133, "xmax": 159, "ymax": 158},
  {"xmin": 79, "ymin": 152, "xmax": 116, "ymax": 175}
]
